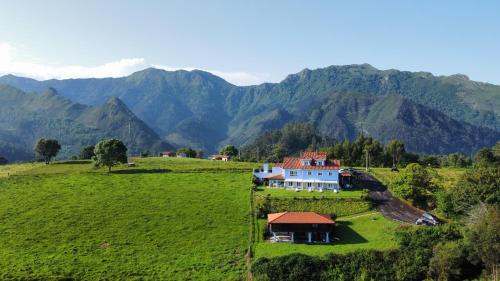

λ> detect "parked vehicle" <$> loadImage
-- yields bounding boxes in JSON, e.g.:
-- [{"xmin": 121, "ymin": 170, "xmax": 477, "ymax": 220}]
[
  {"xmin": 415, "ymin": 213, "xmax": 439, "ymax": 226},
  {"xmin": 415, "ymin": 218, "xmax": 432, "ymax": 225},
  {"xmin": 422, "ymin": 213, "xmax": 438, "ymax": 224}
]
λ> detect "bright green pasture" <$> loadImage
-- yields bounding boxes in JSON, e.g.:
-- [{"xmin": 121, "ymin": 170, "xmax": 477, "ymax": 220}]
[
  {"xmin": 0, "ymin": 162, "xmax": 44, "ymax": 178},
  {"xmin": 254, "ymin": 212, "xmax": 400, "ymax": 259},
  {"xmin": 254, "ymin": 187, "xmax": 365, "ymax": 199},
  {"xmin": 0, "ymin": 158, "xmax": 252, "ymax": 280},
  {"xmin": 369, "ymin": 167, "xmax": 465, "ymax": 190}
]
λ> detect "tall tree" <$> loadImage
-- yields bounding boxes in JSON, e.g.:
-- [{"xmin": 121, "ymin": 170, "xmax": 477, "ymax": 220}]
[
  {"xmin": 79, "ymin": 145, "xmax": 95, "ymax": 160},
  {"xmin": 475, "ymin": 148, "xmax": 498, "ymax": 167},
  {"xmin": 465, "ymin": 204, "xmax": 500, "ymax": 281},
  {"xmin": 35, "ymin": 139, "xmax": 61, "ymax": 164},
  {"xmin": 177, "ymin": 147, "xmax": 196, "ymax": 158},
  {"xmin": 440, "ymin": 167, "xmax": 500, "ymax": 217},
  {"xmin": 219, "ymin": 145, "xmax": 238, "ymax": 157},
  {"xmin": 386, "ymin": 140, "xmax": 406, "ymax": 168},
  {"xmin": 93, "ymin": 139, "xmax": 128, "ymax": 172},
  {"xmin": 390, "ymin": 163, "xmax": 439, "ymax": 208}
]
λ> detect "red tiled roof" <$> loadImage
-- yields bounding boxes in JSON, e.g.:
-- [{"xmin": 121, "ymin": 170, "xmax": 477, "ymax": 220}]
[
  {"xmin": 264, "ymin": 174, "xmax": 284, "ymax": 180},
  {"xmin": 273, "ymin": 163, "xmax": 283, "ymax": 168},
  {"xmin": 281, "ymin": 157, "xmax": 340, "ymax": 170},
  {"xmin": 268, "ymin": 212, "xmax": 335, "ymax": 224},
  {"xmin": 210, "ymin": 154, "xmax": 229, "ymax": 158},
  {"xmin": 301, "ymin": 151, "xmax": 327, "ymax": 160}
]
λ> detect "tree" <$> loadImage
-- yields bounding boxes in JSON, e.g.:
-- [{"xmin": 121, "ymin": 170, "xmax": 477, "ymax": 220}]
[
  {"xmin": 428, "ymin": 241, "xmax": 468, "ymax": 281},
  {"xmin": 475, "ymin": 148, "xmax": 498, "ymax": 167},
  {"xmin": 177, "ymin": 147, "xmax": 196, "ymax": 158},
  {"xmin": 93, "ymin": 139, "xmax": 128, "ymax": 172},
  {"xmin": 220, "ymin": 145, "xmax": 238, "ymax": 157},
  {"xmin": 465, "ymin": 204, "xmax": 500, "ymax": 281},
  {"xmin": 386, "ymin": 140, "xmax": 405, "ymax": 168},
  {"xmin": 440, "ymin": 167, "xmax": 500, "ymax": 217},
  {"xmin": 35, "ymin": 138, "xmax": 61, "ymax": 164},
  {"xmin": 268, "ymin": 144, "xmax": 287, "ymax": 163},
  {"xmin": 79, "ymin": 145, "xmax": 95, "ymax": 160},
  {"xmin": 390, "ymin": 163, "xmax": 439, "ymax": 208}
]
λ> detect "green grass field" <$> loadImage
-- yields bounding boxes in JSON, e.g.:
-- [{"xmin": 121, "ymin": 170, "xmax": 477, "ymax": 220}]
[
  {"xmin": 369, "ymin": 167, "xmax": 465, "ymax": 190},
  {"xmin": 0, "ymin": 158, "xmax": 254, "ymax": 281},
  {"xmin": 254, "ymin": 212, "xmax": 401, "ymax": 259}
]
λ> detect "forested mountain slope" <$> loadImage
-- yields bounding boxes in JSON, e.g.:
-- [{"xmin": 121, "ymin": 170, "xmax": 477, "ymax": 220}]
[
  {"xmin": 1, "ymin": 64, "xmax": 499, "ymax": 154},
  {"xmin": 0, "ymin": 85, "xmax": 171, "ymax": 161}
]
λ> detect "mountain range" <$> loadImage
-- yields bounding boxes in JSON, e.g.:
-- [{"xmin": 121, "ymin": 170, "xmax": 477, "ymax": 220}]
[
  {"xmin": 0, "ymin": 64, "xmax": 499, "ymax": 161},
  {"xmin": 0, "ymin": 85, "xmax": 171, "ymax": 161}
]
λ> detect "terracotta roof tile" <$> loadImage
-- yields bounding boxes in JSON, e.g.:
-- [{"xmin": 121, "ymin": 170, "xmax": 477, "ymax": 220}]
[
  {"xmin": 281, "ymin": 157, "xmax": 340, "ymax": 170},
  {"xmin": 268, "ymin": 212, "xmax": 335, "ymax": 224},
  {"xmin": 264, "ymin": 174, "xmax": 284, "ymax": 180},
  {"xmin": 301, "ymin": 151, "xmax": 327, "ymax": 160}
]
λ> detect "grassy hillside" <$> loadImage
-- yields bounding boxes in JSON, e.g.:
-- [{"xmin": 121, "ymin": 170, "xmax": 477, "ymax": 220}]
[{"xmin": 0, "ymin": 158, "xmax": 255, "ymax": 280}]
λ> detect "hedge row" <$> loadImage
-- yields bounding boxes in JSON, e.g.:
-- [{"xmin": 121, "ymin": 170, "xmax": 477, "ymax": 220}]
[{"xmin": 254, "ymin": 195, "xmax": 372, "ymax": 217}]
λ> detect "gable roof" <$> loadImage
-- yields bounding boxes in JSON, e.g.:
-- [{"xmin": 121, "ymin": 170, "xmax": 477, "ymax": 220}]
[
  {"xmin": 281, "ymin": 157, "xmax": 340, "ymax": 170},
  {"xmin": 267, "ymin": 212, "xmax": 335, "ymax": 224},
  {"xmin": 301, "ymin": 151, "xmax": 327, "ymax": 160}
]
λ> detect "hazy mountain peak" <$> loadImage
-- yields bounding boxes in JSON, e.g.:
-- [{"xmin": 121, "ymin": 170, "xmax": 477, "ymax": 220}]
[{"xmin": 41, "ymin": 87, "xmax": 59, "ymax": 97}]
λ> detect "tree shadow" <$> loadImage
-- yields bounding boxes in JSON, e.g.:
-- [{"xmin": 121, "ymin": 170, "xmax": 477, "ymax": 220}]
[
  {"xmin": 111, "ymin": 169, "xmax": 172, "ymax": 174},
  {"xmin": 54, "ymin": 160, "xmax": 92, "ymax": 165},
  {"xmin": 333, "ymin": 221, "xmax": 368, "ymax": 245}
]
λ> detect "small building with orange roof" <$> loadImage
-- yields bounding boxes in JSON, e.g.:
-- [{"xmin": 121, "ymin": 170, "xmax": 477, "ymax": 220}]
[{"xmin": 267, "ymin": 212, "xmax": 335, "ymax": 243}]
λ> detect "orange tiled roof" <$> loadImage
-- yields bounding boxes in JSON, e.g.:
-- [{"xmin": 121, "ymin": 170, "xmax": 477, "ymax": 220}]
[
  {"xmin": 210, "ymin": 154, "xmax": 229, "ymax": 158},
  {"xmin": 264, "ymin": 174, "xmax": 285, "ymax": 180},
  {"xmin": 281, "ymin": 157, "xmax": 340, "ymax": 170},
  {"xmin": 273, "ymin": 163, "xmax": 283, "ymax": 168},
  {"xmin": 301, "ymin": 151, "xmax": 327, "ymax": 160},
  {"xmin": 268, "ymin": 212, "xmax": 335, "ymax": 224}
]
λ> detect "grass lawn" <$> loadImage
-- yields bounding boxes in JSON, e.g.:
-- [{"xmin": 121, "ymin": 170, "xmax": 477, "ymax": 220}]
[
  {"xmin": 254, "ymin": 187, "xmax": 365, "ymax": 199},
  {"xmin": 254, "ymin": 212, "xmax": 401, "ymax": 259},
  {"xmin": 0, "ymin": 162, "xmax": 44, "ymax": 178},
  {"xmin": 369, "ymin": 167, "xmax": 465, "ymax": 190},
  {"xmin": 0, "ymin": 158, "xmax": 253, "ymax": 281}
]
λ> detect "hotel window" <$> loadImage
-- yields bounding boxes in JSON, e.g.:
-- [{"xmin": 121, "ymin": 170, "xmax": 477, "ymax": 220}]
[
  {"xmin": 328, "ymin": 172, "xmax": 333, "ymax": 176},
  {"xmin": 318, "ymin": 183, "xmax": 322, "ymax": 188},
  {"xmin": 318, "ymin": 172, "xmax": 323, "ymax": 176},
  {"xmin": 307, "ymin": 171, "xmax": 312, "ymax": 175},
  {"xmin": 288, "ymin": 181, "xmax": 293, "ymax": 187},
  {"xmin": 307, "ymin": 182, "xmax": 312, "ymax": 187},
  {"xmin": 290, "ymin": 171, "xmax": 298, "ymax": 176},
  {"xmin": 317, "ymin": 161, "xmax": 323, "ymax": 166}
]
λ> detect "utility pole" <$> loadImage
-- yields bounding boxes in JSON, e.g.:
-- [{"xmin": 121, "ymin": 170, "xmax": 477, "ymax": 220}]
[{"xmin": 365, "ymin": 149, "xmax": 369, "ymax": 172}]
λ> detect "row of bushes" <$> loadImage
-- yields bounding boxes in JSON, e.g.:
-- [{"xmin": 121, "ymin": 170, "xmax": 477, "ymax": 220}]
[{"xmin": 254, "ymin": 195, "xmax": 372, "ymax": 217}]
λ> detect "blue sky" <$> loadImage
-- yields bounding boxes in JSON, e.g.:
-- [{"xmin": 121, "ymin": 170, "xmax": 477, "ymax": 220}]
[{"xmin": 0, "ymin": 0, "xmax": 499, "ymax": 85}]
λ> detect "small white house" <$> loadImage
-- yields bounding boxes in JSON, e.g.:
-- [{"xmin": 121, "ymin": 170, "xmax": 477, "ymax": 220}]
[{"xmin": 209, "ymin": 154, "xmax": 231, "ymax": 161}]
